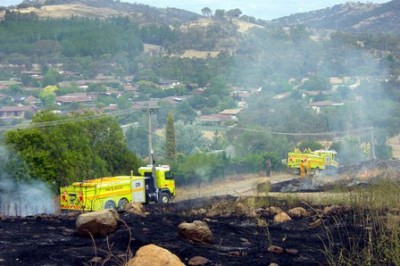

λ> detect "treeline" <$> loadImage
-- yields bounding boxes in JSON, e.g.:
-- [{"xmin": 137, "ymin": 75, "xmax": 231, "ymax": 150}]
[{"xmin": 0, "ymin": 15, "xmax": 143, "ymax": 58}]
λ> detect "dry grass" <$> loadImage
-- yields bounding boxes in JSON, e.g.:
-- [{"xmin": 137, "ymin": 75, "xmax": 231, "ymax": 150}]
[
  {"xmin": 9, "ymin": 4, "xmax": 125, "ymax": 19},
  {"xmin": 174, "ymin": 172, "xmax": 294, "ymax": 201}
]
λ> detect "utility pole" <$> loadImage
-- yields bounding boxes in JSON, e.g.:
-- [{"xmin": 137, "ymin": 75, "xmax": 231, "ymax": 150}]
[
  {"xmin": 144, "ymin": 106, "xmax": 158, "ymax": 197},
  {"xmin": 144, "ymin": 107, "xmax": 158, "ymax": 165}
]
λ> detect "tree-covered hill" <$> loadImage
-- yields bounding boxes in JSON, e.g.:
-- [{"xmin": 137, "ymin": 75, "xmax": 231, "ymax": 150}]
[{"xmin": 271, "ymin": 0, "xmax": 400, "ymax": 35}]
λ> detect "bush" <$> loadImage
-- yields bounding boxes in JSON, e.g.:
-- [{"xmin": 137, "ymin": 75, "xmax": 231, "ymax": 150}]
[{"xmin": 173, "ymin": 152, "xmax": 227, "ymax": 185}]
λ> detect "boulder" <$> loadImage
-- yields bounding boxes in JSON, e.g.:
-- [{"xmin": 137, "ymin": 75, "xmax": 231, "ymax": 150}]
[
  {"xmin": 288, "ymin": 207, "xmax": 309, "ymax": 218},
  {"xmin": 177, "ymin": 220, "xmax": 213, "ymax": 244},
  {"xmin": 124, "ymin": 202, "xmax": 146, "ymax": 217},
  {"xmin": 273, "ymin": 212, "xmax": 292, "ymax": 224},
  {"xmin": 76, "ymin": 209, "xmax": 119, "ymax": 237},
  {"xmin": 125, "ymin": 244, "xmax": 184, "ymax": 266},
  {"xmin": 266, "ymin": 206, "xmax": 283, "ymax": 216}
]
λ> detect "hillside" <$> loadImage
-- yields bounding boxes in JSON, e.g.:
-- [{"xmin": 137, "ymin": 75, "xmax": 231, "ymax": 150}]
[
  {"xmin": 1, "ymin": 0, "xmax": 201, "ymax": 25},
  {"xmin": 272, "ymin": 0, "xmax": 400, "ymax": 34}
]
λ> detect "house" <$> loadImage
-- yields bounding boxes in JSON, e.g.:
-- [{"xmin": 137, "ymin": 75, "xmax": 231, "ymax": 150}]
[
  {"xmin": 158, "ymin": 79, "xmax": 180, "ymax": 90},
  {"xmin": 219, "ymin": 108, "xmax": 243, "ymax": 116},
  {"xmin": 160, "ymin": 96, "xmax": 189, "ymax": 106},
  {"xmin": 308, "ymin": 100, "xmax": 344, "ymax": 114},
  {"xmin": 0, "ymin": 105, "xmax": 38, "ymax": 119},
  {"xmin": 197, "ymin": 114, "xmax": 233, "ymax": 126},
  {"xmin": 56, "ymin": 93, "xmax": 94, "ymax": 105},
  {"xmin": 102, "ymin": 104, "xmax": 118, "ymax": 113},
  {"xmin": 24, "ymin": 96, "xmax": 40, "ymax": 105},
  {"xmin": 132, "ymin": 99, "xmax": 159, "ymax": 110}
]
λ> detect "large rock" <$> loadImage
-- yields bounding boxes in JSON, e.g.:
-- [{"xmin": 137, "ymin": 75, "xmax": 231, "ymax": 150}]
[
  {"xmin": 125, "ymin": 244, "xmax": 184, "ymax": 266},
  {"xmin": 177, "ymin": 220, "xmax": 213, "ymax": 244},
  {"xmin": 124, "ymin": 202, "xmax": 146, "ymax": 217},
  {"xmin": 265, "ymin": 206, "xmax": 283, "ymax": 216},
  {"xmin": 273, "ymin": 212, "xmax": 292, "ymax": 224},
  {"xmin": 76, "ymin": 209, "xmax": 119, "ymax": 237},
  {"xmin": 288, "ymin": 207, "xmax": 309, "ymax": 218}
]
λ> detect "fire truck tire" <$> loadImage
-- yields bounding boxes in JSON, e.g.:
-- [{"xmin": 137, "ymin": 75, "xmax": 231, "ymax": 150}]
[
  {"xmin": 117, "ymin": 198, "xmax": 129, "ymax": 211},
  {"xmin": 104, "ymin": 200, "xmax": 116, "ymax": 209},
  {"xmin": 159, "ymin": 192, "xmax": 170, "ymax": 204}
]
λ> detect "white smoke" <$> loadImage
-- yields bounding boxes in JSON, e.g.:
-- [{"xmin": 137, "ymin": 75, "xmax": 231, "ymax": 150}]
[{"xmin": 0, "ymin": 146, "xmax": 57, "ymax": 217}]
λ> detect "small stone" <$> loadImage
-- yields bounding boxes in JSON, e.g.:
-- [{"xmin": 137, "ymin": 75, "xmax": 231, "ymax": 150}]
[
  {"xmin": 89, "ymin": 257, "xmax": 102, "ymax": 263},
  {"xmin": 188, "ymin": 256, "xmax": 210, "ymax": 266},
  {"xmin": 267, "ymin": 245, "xmax": 284, "ymax": 254},
  {"xmin": 285, "ymin": 248, "xmax": 299, "ymax": 255}
]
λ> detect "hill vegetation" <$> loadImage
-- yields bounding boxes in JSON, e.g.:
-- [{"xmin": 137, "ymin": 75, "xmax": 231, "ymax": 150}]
[
  {"xmin": 272, "ymin": 0, "xmax": 400, "ymax": 34},
  {"xmin": 0, "ymin": 0, "xmax": 399, "ymax": 187}
]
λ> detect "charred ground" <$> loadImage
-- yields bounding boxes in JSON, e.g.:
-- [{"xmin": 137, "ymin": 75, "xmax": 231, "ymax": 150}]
[
  {"xmin": 0, "ymin": 196, "xmax": 362, "ymax": 266},
  {"xmin": 2, "ymin": 159, "xmax": 399, "ymax": 266}
]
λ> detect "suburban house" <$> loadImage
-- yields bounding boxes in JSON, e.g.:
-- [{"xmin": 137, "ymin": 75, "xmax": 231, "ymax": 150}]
[
  {"xmin": 197, "ymin": 114, "xmax": 233, "ymax": 126},
  {"xmin": 0, "ymin": 105, "xmax": 38, "ymax": 119},
  {"xmin": 131, "ymin": 99, "xmax": 159, "ymax": 110},
  {"xmin": 158, "ymin": 79, "xmax": 180, "ymax": 90},
  {"xmin": 56, "ymin": 93, "xmax": 94, "ymax": 105},
  {"xmin": 308, "ymin": 100, "xmax": 344, "ymax": 113}
]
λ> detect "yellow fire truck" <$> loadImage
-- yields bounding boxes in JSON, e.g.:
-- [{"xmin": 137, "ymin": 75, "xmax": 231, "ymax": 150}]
[
  {"xmin": 287, "ymin": 149, "xmax": 338, "ymax": 175},
  {"xmin": 60, "ymin": 165, "xmax": 176, "ymax": 211}
]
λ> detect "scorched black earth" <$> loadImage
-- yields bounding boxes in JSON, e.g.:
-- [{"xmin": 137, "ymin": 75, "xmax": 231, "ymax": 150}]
[{"xmin": 0, "ymin": 196, "xmax": 344, "ymax": 266}]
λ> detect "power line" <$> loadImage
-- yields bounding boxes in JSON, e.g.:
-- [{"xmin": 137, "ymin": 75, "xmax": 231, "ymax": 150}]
[
  {"xmin": 0, "ymin": 109, "xmax": 139, "ymax": 132},
  {"xmin": 233, "ymin": 127, "xmax": 374, "ymax": 137}
]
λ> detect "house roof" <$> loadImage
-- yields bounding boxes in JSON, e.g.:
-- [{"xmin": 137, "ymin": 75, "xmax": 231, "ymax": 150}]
[
  {"xmin": 197, "ymin": 114, "xmax": 232, "ymax": 122},
  {"xmin": 219, "ymin": 108, "xmax": 243, "ymax": 116},
  {"xmin": 56, "ymin": 93, "xmax": 93, "ymax": 103},
  {"xmin": 308, "ymin": 100, "xmax": 344, "ymax": 107},
  {"xmin": 0, "ymin": 105, "xmax": 37, "ymax": 112},
  {"xmin": 132, "ymin": 99, "xmax": 159, "ymax": 110},
  {"xmin": 25, "ymin": 96, "xmax": 38, "ymax": 103}
]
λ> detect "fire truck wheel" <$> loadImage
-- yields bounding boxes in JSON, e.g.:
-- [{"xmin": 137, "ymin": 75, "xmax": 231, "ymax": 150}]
[
  {"xmin": 104, "ymin": 200, "xmax": 116, "ymax": 209},
  {"xmin": 117, "ymin": 198, "xmax": 129, "ymax": 211},
  {"xmin": 159, "ymin": 192, "xmax": 170, "ymax": 204}
]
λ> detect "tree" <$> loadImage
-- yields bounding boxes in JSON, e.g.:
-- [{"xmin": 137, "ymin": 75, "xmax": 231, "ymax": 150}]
[
  {"xmin": 42, "ymin": 69, "xmax": 61, "ymax": 86},
  {"xmin": 214, "ymin": 9, "xmax": 225, "ymax": 20},
  {"xmin": 226, "ymin": 8, "xmax": 242, "ymax": 18},
  {"xmin": 39, "ymin": 85, "xmax": 58, "ymax": 108},
  {"xmin": 126, "ymin": 124, "xmax": 149, "ymax": 158},
  {"xmin": 201, "ymin": 7, "xmax": 212, "ymax": 17},
  {"xmin": 4, "ymin": 111, "xmax": 141, "ymax": 188},
  {"xmin": 175, "ymin": 121, "xmax": 208, "ymax": 154},
  {"xmin": 165, "ymin": 113, "xmax": 176, "ymax": 162}
]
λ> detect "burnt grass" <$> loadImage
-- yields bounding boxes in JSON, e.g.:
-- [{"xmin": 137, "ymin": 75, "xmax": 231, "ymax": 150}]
[{"xmin": 0, "ymin": 196, "xmax": 366, "ymax": 266}]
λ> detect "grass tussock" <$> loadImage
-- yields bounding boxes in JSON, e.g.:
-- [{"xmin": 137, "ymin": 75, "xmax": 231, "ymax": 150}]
[{"xmin": 321, "ymin": 180, "xmax": 400, "ymax": 266}]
